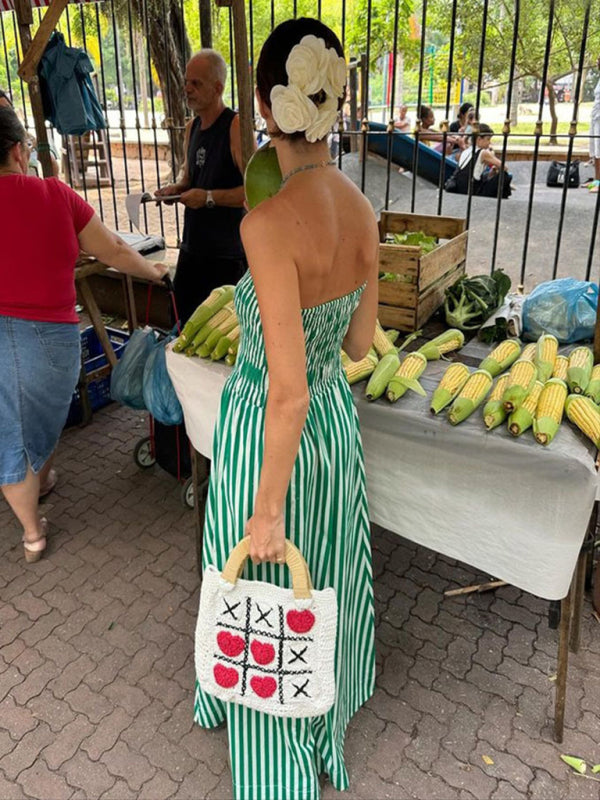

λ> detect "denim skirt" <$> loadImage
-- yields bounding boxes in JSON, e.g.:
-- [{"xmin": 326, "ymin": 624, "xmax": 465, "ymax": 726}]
[{"xmin": 0, "ymin": 316, "xmax": 80, "ymax": 485}]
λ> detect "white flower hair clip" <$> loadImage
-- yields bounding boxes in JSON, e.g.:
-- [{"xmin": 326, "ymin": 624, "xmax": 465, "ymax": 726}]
[{"xmin": 270, "ymin": 34, "xmax": 346, "ymax": 143}]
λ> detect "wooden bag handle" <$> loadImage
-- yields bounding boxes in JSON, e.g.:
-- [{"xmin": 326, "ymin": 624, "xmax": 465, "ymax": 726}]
[{"xmin": 221, "ymin": 539, "xmax": 313, "ymax": 600}]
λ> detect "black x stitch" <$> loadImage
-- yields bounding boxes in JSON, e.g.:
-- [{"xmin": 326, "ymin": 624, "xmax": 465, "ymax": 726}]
[
  {"xmin": 292, "ymin": 679, "xmax": 310, "ymax": 698},
  {"xmin": 289, "ymin": 646, "xmax": 308, "ymax": 664},
  {"xmin": 255, "ymin": 604, "xmax": 273, "ymax": 628},
  {"xmin": 222, "ymin": 599, "xmax": 241, "ymax": 620}
]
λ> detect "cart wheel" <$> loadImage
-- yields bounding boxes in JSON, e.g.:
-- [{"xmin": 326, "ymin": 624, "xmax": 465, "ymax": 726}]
[
  {"xmin": 182, "ymin": 476, "xmax": 195, "ymax": 509},
  {"xmin": 133, "ymin": 436, "xmax": 156, "ymax": 469}
]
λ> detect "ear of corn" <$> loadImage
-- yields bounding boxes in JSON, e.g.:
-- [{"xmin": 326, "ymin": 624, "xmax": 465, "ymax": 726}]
[
  {"xmin": 228, "ymin": 326, "xmax": 242, "ymax": 356},
  {"xmin": 372, "ymin": 321, "xmax": 397, "ymax": 357},
  {"xmin": 340, "ymin": 350, "xmax": 351, "ymax": 367},
  {"xmin": 565, "ymin": 394, "xmax": 600, "ymax": 448},
  {"xmin": 430, "ymin": 362, "xmax": 470, "ymax": 414},
  {"xmin": 448, "ymin": 369, "xmax": 493, "ymax": 425},
  {"xmin": 534, "ymin": 334, "xmax": 559, "ymax": 383},
  {"xmin": 173, "ymin": 285, "xmax": 235, "ymax": 352},
  {"xmin": 225, "ymin": 352, "xmax": 237, "ymax": 366},
  {"xmin": 533, "ymin": 378, "xmax": 568, "ymax": 445},
  {"xmin": 552, "ymin": 355, "xmax": 569, "ymax": 382},
  {"xmin": 386, "ymin": 352, "xmax": 427, "ymax": 402},
  {"xmin": 482, "ymin": 373, "xmax": 511, "ymax": 430},
  {"xmin": 365, "ymin": 351, "xmax": 401, "ymax": 400},
  {"xmin": 479, "ymin": 339, "xmax": 521, "ymax": 377},
  {"xmin": 584, "ymin": 364, "xmax": 600, "ymax": 403},
  {"xmin": 212, "ymin": 324, "xmax": 240, "ymax": 360},
  {"xmin": 502, "ymin": 359, "xmax": 538, "ymax": 412},
  {"xmin": 202, "ymin": 312, "xmax": 238, "ymax": 355},
  {"xmin": 521, "ymin": 343, "xmax": 537, "ymax": 362},
  {"xmin": 508, "ymin": 380, "xmax": 543, "ymax": 436},
  {"xmin": 567, "ymin": 347, "xmax": 593, "ymax": 394},
  {"xmin": 418, "ymin": 329, "xmax": 465, "ymax": 361},
  {"xmin": 344, "ymin": 351, "xmax": 379, "ymax": 385},
  {"xmin": 188, "ymin": 301, "xmax": 235, "ymax": 352},
  {"xmin": 385, "ymin": 329, "xmax": 400, "ymax": 345}
]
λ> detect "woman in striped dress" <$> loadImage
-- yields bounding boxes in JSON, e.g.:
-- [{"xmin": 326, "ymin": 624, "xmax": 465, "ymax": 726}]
[{"xmin": 194, "ymin": 18, "xmax": 379, "ymax": 799}]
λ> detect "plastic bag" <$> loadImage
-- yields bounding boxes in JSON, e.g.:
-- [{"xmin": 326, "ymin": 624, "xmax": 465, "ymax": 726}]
[
  {"xmin": 522, "ymin": 279, "xmax": 598, "ymax": 344},
  {"xmin": 110, "ymin": 327, "xmax": 157, "ymax": 410},
  {"xmin": 142, "ymin": 337, "xmax": 183, "ymax": 426}
]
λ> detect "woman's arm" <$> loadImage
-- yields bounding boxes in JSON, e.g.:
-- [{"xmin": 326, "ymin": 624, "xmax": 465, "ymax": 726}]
[
  {"xmin": 481, "ymin": 149, "xmax": 504, "ymax": 170},
  {"xmin": 77, "ymin": 214, "xmax": 168, "ymax": 282},
  {"xmin": 240, "ymin": 206, "xmax": 310, "ymax": 565},
  {"xmin": 342, "ymin": 233, "xmax": 379, "ymax": 361}
]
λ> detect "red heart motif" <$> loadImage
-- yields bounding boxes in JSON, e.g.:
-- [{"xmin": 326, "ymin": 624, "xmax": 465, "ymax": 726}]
[
  {"xmin": 286, "ymin": 609, "xmax": 315, "ymax": 634},
  {"xmin": 250, "ymin": 676, "xmax": 277, "ymax": 698},
  {"xmin": 217, "ymin": 631, "xmax": 245, "ymax": 658},
  {"xmin": 214, "ymin": 664, "xmax": 239, "ymax": 688},
  {"xmin": 250, "ymin": 640, "xmax": 275, "ymax": 665}
]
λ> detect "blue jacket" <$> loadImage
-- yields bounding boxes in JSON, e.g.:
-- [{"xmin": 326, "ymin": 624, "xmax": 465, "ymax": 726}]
[{"xmin": 38, "ymin": 32, "xmax": 106, "ymax": 136}]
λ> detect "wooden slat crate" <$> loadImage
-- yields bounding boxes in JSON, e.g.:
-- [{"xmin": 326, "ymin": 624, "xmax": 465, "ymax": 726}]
[{"xmin": 377, "ymin": 211, "xmax": 468, "ymax": 331}]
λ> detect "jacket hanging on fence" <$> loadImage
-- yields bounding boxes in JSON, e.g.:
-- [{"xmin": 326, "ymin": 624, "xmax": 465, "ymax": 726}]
[{"xmin": 38, "ymin": 32, "xmax": 106, "ymax": 136}]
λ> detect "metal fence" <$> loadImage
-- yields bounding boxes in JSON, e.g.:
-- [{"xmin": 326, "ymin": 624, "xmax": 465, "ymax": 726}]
[{"xmin": 2, "ymin": 0, "xmax": 600, "ymax": 292}]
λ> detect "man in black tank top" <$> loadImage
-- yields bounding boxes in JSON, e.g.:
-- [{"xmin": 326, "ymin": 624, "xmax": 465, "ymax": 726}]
[{"xmin": 155, "ymin": 49, "xmax": 253, "ymax": 323}]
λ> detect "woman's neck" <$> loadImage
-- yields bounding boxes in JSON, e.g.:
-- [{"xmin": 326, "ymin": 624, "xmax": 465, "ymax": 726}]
[
  {"xmin": 0, "ymin": 158, "xmax": 23, "ymax": 176},
  {"xmin": 273, "ymin": 140, "xmax": 332, "ymax": 179}
]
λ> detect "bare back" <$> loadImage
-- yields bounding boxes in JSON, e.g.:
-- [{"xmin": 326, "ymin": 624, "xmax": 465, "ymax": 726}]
[{"xmin": 273, "ymin": 169, "xmax": 379, "ymax": 308}]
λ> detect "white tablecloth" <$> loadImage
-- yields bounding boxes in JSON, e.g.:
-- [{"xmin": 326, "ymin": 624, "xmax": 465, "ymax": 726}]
[{"xmin": 166, "ymin": 348, "xmax": 597, "ymax": 600}]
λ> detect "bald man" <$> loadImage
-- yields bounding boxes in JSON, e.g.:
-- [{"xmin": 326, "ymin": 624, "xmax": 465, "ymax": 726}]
[{"xmin": 156, "ymin": 50, "xmax": 252, "ymax": 323}]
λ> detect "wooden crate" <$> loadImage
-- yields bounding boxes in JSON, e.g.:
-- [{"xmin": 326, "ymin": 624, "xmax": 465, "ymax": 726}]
[{"xmin": 377, "ymin": 211, "xmax": 468, "ymax": 331}]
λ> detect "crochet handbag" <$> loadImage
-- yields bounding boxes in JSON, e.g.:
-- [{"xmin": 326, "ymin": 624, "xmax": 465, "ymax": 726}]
[{"xmin": 195, "ymin": 539, "xmax": 338, "ymax": 718}]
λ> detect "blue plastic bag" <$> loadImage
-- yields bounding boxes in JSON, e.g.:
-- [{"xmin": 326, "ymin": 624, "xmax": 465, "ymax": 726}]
[
  {"xmin": 110, "ymin": 327, "xmax": 157, "ymax": 410},
  {"xmin": 522, "ymin": 278, "xmax": 598, "ymax": 344},
  {"xmin": 142, "ymin": 337, "xmax": 183, "ymax": 426}
]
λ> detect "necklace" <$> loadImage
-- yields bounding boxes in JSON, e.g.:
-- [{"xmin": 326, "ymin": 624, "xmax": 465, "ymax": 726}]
[{"xmin": 281, "ymin": 159, "xmax": 337, "ymax": 185}]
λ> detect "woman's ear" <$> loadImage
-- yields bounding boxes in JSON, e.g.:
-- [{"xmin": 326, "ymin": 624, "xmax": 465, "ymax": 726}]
[{"xmin": 13, "ymin": 140, "xmax": 29, "ymax": 174}]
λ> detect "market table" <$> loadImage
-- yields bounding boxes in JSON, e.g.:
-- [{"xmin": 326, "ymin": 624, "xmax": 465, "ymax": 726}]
[{"xmin": 166, "ymin": 347, "xmax": 598, "ymax": 741}]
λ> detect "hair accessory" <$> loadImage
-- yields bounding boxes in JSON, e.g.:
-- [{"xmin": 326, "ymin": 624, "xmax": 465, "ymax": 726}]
[{"xmin": 270, "ymin": 34, "xmax": 346, "ymax": 142}]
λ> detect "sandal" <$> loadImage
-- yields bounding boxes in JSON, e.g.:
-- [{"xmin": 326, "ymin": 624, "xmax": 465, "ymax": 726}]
[
  {"xmin": 39, "ymin": 469, "xmax": 57, "ymax": 499},
  {"xmin": 23, "ymin": 518, "xmax": 48, "ymax": 563}
]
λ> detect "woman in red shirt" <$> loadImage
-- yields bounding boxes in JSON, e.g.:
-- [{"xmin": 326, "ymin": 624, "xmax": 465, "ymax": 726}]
[{"xmin": 0, "ymin": 107, "xmax": 168, "ymax": 562}]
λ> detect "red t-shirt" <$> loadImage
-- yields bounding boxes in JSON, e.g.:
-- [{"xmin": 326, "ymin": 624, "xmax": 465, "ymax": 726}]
[{"xmin": 0, "ymin": 175, "xmax": 94, "ymax": 323}]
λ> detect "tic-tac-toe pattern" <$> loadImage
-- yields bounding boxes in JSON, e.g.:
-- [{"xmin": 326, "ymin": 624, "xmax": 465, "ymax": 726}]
[{"xmin": 212, "ymin": 596, "xmax": 317, "ymax": 707}]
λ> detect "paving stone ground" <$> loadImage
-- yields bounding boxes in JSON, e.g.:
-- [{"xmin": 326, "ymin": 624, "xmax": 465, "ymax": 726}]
[{"xmin": 1, "ymin": 403, "xmax": 599, "ymax": 800}]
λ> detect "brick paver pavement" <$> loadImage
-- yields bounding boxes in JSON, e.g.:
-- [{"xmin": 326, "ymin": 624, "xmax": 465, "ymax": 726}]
[{"xmin": 1, "ymin": 403, "xmax": 599, "ymax": 799}]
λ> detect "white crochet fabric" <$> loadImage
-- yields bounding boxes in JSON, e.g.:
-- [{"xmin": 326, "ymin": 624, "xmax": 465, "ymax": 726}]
[{"xmin": 196, "ymin": 566, "xmax": 338, "ymax": 718}]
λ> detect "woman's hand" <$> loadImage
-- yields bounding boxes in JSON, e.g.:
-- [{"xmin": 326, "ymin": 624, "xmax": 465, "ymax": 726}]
[{"xmin": 245, "ymin": 511, "xmax": 286, "ymax": 565}]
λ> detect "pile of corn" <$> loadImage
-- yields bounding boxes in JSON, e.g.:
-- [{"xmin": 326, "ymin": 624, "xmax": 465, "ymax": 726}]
[
  {"xmin": 344, "ymin": 326, "xmax": 465, "ymax": 404},
  {"xmin": 429, "ymin": 333, "xmax": 600, "ymax": 448},
  {"xmin": 172, "ymin": 286, "xmax": 240, "ymax": 365}
]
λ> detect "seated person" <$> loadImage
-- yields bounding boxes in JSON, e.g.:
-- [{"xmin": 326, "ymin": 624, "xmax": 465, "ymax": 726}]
[
  {"xmin": 394, "ymin": 105, "xmax": 411, "ymax": 132},
  {"xmin": 449, "ymin": 102, "xmax": 474, "ymax": 133},
  {"xmin": 417, "ymin": 105, "xmax": 460, "ymax": 154},
  {"xmin": 447, "ymin": 123, "xmax": 512, "ymax": 197}
]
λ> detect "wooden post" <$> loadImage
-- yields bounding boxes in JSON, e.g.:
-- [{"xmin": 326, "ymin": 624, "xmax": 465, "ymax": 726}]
[
  {"xmin": 200, "ymin": 0, "xmax": 213, "ymax": 48},
  {"xmin": 553, "ymin": 574, "xmax": 573, "ymax": 743},
  {"xmin": 229, "ymin": 0, "xmax": 254, "ymax": 171},
  {"xmin": 13, "ymin": 0, "xmax": 56, "ymax": 178}
]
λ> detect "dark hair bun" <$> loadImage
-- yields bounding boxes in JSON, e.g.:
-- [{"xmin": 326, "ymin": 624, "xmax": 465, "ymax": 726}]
[{"xmin": 256, "ymin": 17, "xmax": 344, "ymax": 140}]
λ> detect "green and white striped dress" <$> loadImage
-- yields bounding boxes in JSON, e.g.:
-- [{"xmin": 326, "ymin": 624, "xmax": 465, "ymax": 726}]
[{"xmin": 194, "ymin": 270, "xmax": 375, "ymax": 800}]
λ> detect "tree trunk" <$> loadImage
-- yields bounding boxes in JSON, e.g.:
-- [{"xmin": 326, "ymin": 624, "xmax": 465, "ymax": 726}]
[
  {"xmin": 546, "ymin": 80, "xmax": 558, "ymax": 145},
  {"xmin": 200, "ymin": 0, "xmax": 212, "ymax": 48},
  {"xmin": 132, "ymin": 0, "xmax": 191, "ymax": 176}
]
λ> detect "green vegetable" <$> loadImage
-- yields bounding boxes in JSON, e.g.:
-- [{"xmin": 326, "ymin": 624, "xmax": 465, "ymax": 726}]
[
  {"xmin": 391, "ymin": 231, "xmax": 438, "ymax": 254},
  {"xmin": 560, "ymin": 755, "xmax": 587, "ymax": 774},
  {"xmin": 444, "ymin": 270, "xmax": 511, "ymax": 332}
]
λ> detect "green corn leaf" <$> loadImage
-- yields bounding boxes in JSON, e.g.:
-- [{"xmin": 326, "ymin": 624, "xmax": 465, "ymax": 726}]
[{"xmin": 560, "ymin": 755, "xmax": 587, "ymax": 774}]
